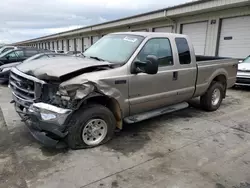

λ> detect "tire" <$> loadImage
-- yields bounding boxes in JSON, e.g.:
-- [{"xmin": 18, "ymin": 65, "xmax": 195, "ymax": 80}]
[
  {"xmin": 200, "ymin": 82, "xmax": 224, "ymax": 111},
  {"xmin": 66, "ymin": 104, "xmax": 116, "ymax": 149}
]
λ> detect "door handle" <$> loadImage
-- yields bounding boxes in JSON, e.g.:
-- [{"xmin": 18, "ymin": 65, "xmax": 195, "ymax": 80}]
[{"xmin": 173, "ymin": 71, "xmax": 178, "ymax": 81}]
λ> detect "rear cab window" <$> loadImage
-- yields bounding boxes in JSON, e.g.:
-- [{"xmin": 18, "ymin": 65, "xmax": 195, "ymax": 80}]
[{"xmin": 175, "ymin": 38, "xmax": 191, "ymax": 65}]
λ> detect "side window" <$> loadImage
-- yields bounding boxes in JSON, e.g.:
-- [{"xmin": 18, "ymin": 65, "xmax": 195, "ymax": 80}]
[
  {"xmin": 175, "ymin": 38, "xmax": 191, "ymax": 64},
  {"xmin": 6, "ymin": 51, "xmax": 17, "ymax": 59},
  {"xmin": 15, "ymin": 50, "xmax": 24, "ymax": 57},
  {"xmin": 136, "ymin": 38, "xmax": 173, "ymax": 67}
]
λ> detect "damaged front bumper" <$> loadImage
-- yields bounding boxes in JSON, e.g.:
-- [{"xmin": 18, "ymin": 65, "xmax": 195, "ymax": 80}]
[{"xmin": 15, "ymin": 101, "xmax": 72, "ymax": 148}]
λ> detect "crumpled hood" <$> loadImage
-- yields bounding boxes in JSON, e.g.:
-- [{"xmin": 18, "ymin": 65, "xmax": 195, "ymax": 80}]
[
  {"xmin": 238, "ymin": 62, "xmax": 250, "ymax": 71},
  {"xmin": 16, "ymin": 56, "xmax": 111, "ymax": 81}
]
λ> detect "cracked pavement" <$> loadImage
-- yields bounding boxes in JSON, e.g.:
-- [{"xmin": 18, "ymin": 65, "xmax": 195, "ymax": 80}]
[{"xmin": 0, "ymin": 85, "xmax": 250, "ymax": 188}]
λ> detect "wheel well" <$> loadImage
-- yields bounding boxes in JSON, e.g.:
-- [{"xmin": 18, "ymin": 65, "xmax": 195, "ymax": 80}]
[
  {"xmin": 83, "ymin": 95, "xmax": 123, "ymax": 129},
  {"xmin": 212, "ymin": 74, "xmax": 227, "ymax": 97}
]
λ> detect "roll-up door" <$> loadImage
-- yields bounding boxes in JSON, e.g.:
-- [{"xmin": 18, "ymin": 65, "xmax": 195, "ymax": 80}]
[{"xmin": 182, "ymin": 21, "xmax": 208, "ymax": 55}]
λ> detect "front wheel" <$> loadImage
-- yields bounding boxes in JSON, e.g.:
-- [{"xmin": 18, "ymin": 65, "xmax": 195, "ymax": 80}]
[
  {"xmin": 200, "ymin": 82, "xmax": 224, "ymax": 111},
  {"xmin": 66, "ymin": 104, "xmax": 116, "ymax": 149}
]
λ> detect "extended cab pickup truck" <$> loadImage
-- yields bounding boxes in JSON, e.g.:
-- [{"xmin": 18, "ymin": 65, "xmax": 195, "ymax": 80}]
[{"xmin": 9, "ymin": 32, "xmax": 238, "ymax": 149}]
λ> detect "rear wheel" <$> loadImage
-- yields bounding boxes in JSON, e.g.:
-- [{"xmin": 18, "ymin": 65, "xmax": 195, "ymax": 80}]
[
  {"xmin": 200, "ymin": 82, "xmax": 224, "ymax": 111},
  {"xmin": 67, "ymin": 104, "xmax": 116, "ymax": 149}
]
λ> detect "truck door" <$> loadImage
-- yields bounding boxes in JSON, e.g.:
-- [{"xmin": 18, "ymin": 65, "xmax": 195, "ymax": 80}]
[
  {"xmin": 173, "ymin": 37, "xmax": 196, "ymax": 101},
  {"xmin": 128, "ymin": 37, "xmax": 180, "ymax": 115}
]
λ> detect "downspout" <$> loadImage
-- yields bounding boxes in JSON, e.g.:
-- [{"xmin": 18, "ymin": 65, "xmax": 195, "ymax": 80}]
[{"xmin": 164, "ymin": 10, "xmax": 177, "ymax": 33}]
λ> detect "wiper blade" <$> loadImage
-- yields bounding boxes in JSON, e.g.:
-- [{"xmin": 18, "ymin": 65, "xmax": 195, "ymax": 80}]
[{"xmin": 89, "ymin": 56, "xmax": 105, "ymax": 61}]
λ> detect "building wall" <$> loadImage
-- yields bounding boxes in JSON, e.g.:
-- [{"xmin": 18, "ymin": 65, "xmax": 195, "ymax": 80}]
[{"xmin": 29, "ymin": 5, "xmax": 250, "ymax": 57}]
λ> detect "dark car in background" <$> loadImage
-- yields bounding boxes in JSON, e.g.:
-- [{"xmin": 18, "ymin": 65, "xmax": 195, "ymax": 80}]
[
  {"xmin": 0, "ymin": 47, "xmax": 51, "ymax": 65},
  {"xmin": 0, "ymin": 46, "xmax": 16, "ymax": 54},
  {"xmin": 0, "ymin": 52, "xmax": 68, "ymax": 84}
]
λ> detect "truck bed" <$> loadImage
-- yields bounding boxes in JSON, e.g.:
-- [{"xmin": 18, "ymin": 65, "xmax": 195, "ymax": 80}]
[
  {"xmin": 194, "ymin": 57, "xmax": 238, "ymax": 98},
  {"xmin": 196, "ymin": 55, "xmax": 228, "ymax": 62}
]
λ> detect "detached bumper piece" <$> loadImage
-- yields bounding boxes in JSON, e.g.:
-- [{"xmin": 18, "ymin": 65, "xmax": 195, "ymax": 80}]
[{"xmin": 21, "ymin": 102, "xmax": 72, "ymax": 148}]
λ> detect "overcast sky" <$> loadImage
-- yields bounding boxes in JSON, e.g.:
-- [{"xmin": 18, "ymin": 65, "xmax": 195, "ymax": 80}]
[{"xmin": 0, "ymin": 0, "xmax": 191, "ymax": 44}]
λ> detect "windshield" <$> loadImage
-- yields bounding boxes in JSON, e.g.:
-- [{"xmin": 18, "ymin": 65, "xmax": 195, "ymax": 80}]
[
  {"xmin": 83, "ymin": 34, "xmax": 144, "ymax": 64},
  {"xmin": 242, "ymin": 56, "xmax": 250, "ymax": 63}
]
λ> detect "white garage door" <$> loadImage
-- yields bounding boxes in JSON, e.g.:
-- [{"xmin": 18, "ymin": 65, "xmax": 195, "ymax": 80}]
[
  {"xmin": 182, "ymin": 21, "xmax": 208, "ymax": 55},
  {"xmin": 76, "ymin": 38, "xmax": 82, "ymax": 52},
  {"xmin": 153, "ymin": 26, "xmax": 172, "ymax": 33},
  {"xmin": 83, "ymin": 37, "xmax": 89, "ymax": 51},
  {"xmin": 218, "ymin": 16, "xmax": 250, "ymax": 58},
  {"xmin": 54, "ymin": 41, "xmax": 57, "ymax": 50},
  {"xmin": 58, "ymin": 40, "xmax": 63, "ymax": 50},
  {"xmin": 69, "ymin": 39, "xmax": 74, "ymax": 51},
  {"xmin": 92, "ymin": 36, "xmax": 100, "ymax": 44}
]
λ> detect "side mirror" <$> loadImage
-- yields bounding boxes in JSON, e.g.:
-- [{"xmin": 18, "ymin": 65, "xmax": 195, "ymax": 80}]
[
  {"xmin": 5, "ymin": 56, "xmax": 9, "ymax": 60},
  {"xmin": 131, "ymin": 55, "xmax": 159, "ymax": 75}
]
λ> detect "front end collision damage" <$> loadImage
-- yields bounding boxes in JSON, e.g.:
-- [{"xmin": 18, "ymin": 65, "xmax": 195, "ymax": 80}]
[{"xmin": 51, "ymin": 78, "xmax": 124, "ymax": 129}]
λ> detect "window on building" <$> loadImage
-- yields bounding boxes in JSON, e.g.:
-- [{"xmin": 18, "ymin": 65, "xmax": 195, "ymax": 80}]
[
  {"xmin": 136, "ymin": 38, "xmax": 173, "ymax": 67},
  {"xmin": 175, "ymin": 38, "xmax": 191, "ymax": 64}
]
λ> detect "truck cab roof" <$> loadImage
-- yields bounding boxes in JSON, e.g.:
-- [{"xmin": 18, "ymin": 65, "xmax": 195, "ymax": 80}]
[{"xmin": 111, "ymin": 32, "xmax": 187, "ymax": 38}]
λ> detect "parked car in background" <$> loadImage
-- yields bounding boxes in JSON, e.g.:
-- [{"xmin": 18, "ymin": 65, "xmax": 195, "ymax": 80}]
[
  {"xmin": 0, "ymin": 52, "xmax": 69, "ymax": 84},
  {"xmin": 0, "ymin": 46, "xmax": 16, "ymax": 54},
  {"xmin": 235, "ymin": 55, "xmax": 250, "ymax": 86},
  {"xmin": 9, "ymin": 32, "xmax": 238, "ymax": 149},
  {"xmin": 0, "ymin": 48, "xmax": 51, "ymax": 65}
]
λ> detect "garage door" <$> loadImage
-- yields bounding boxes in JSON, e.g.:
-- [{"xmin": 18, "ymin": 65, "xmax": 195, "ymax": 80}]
[
  {"xmin": 182, "ymin": 21, "xmax": 208, "ymax": 55},
  {"xmin": 92, "ymin": 36, "xmax": 100, "ymax": 45},
  {"xmin": 218, "ymin": 16, "xmax": 250, "ymax": 58},
  {"xmin": 54, "ymin": 41, "xmax": 57, "ymax": 50},
  {"xmin": 83, "ymin": 37, "xmax": 89, "ymax": 51},
  {"xmin": 77, "ymin": 38, "xmax": 82, "ymax": 52},
  {"xmin": 153, "ymin": 26, "xmax": 172, "ymax": 33},
  {"xmin": 69, "ymin": 39, "xmax": 74, "ymax": 51}
]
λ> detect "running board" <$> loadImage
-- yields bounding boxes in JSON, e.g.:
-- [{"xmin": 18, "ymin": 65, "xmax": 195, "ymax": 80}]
[{"xmin": 124, "ymin": 102, "xmax": 189, "ymax": 124}]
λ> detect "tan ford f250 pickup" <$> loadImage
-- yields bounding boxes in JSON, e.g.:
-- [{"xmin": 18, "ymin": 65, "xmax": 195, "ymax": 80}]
[{"xmin": 9, "ymin": 32, "xmax": 238, "ymax": 149}]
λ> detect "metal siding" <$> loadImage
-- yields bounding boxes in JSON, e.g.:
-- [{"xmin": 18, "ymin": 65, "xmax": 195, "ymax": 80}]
[
  {"xmin": 54, "ymin": 41, "xmax": 57, "ymax": 50},
  {"xmin": 218, "ymin": 16, "xmax": 250, "ymax": 58},
  {"xmin": 182, "ymin": 21, "xmax": 208, "ymax": 55},
  {"xmin": 153, "ymin": 26, "xmax": 172, "ymax": 33}
]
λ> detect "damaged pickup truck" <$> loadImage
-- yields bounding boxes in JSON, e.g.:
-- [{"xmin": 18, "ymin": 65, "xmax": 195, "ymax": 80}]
[{"xmin": 9, "ymin": 32, "xmax": 238, "ymax": 149}]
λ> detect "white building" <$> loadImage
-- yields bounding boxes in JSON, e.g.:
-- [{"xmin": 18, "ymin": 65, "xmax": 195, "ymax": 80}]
[{"xmin": 13, "ymin": 0, "xmax": 250, "ymax": 58}]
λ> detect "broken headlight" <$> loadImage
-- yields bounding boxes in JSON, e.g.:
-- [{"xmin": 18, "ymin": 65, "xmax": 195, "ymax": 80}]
[
  {"xmin": 49, "ymin": 83, "xmax": 94, "ymax": 109},
  {"xmin": 58, "ymin": 83, "xmax": 94, "ymax": 100}
]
